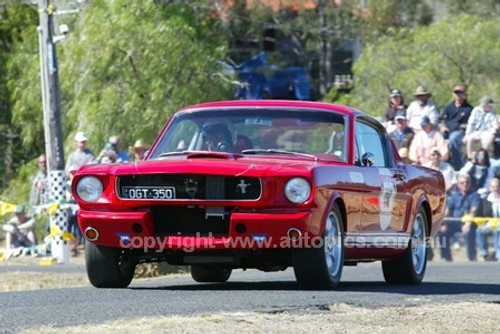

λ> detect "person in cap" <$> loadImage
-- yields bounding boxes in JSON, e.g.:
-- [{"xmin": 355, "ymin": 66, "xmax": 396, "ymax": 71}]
[
  {"xmin": 389, "ymin": 109, "xmax": 415, "ymax": 151},
  {"xmin": 406, "ymin": 85, "xmax": 440, "ymax": 131},
  {"xmin": 438, "ymin": 173, "xmax": 480, "ymax": 262},
  {"xmin": 66, "ymin": 131, "xmax": 95, "ymax": 173},
  {"xmin": 382, "ymin": 89, "xmax": 407, "ymax": 132},
  {"xmin": 463, "ymin": 96, "xmax": 498, "ymax": 160},
  {"xmin": 440, "ymin": 85, "xmax": 474, "ymax": 170},
  {"xmin": 2, "ymin": 205, "xmax": 37, "ymax": 249},
  {"xmin": 423, "ymin": 147, "xmax": 456, "ymax": 193},
  {"xmin": 131, "ymin": 139, "xmax": 149, "ymax": 162},
  {"xmin": 409, "ymin": 115, "xmax": 449, "ymax": 165}
]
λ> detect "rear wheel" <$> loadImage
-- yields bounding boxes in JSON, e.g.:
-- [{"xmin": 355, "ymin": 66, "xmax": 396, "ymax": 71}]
[
  {"xmin": 190, "ymin": 265, "xmax": 232, "ymax": 283},
  {"xmin": 85, "ymin": 242, "xmax": 136, "ymax": 288},
  {"xmin": 293, "ymin": 203, "xmax": 344, "ymax": 289},
  {"xmin": 382, "ymin": 206, "xmax": 428, "ymax": 284}
]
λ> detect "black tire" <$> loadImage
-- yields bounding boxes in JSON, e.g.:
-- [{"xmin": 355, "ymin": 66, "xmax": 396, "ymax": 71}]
[
  {"xmin": 292, "ymin": 202, "xmax": 344, "ymax": 290},
  {"xmin": 190, "ymin": 265, "xmax": 232, "ymax": 283},
  {"xmin": 382, "ymin": 206, "xmax": 428, "ymax": 284},
  {"xmin": 85, "ymin": 242, "xmax": 136, "ymax": 288}
]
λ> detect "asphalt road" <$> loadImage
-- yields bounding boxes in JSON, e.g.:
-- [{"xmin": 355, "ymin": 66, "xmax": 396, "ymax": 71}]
[{"xmin": 1, "ymin": 262, "xmax": 499, "ymax": 332}]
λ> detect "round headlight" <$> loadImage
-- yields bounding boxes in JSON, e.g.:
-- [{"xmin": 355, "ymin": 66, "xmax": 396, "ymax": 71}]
[
  {"xmin": 284, "ymin": 177, "xmax": 311, "ymax": 204},
  {"xmin": 76, "ymin": 176, "xmax": 103, "ymax": 202}
]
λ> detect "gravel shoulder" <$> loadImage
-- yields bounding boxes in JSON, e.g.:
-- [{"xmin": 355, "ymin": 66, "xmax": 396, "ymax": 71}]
[{"xmin": 20, "ymin": 302, "xmax": 500, "ymax": 334}]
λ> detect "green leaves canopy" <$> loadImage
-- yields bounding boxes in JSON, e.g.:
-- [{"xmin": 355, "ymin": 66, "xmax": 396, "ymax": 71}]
[
  {"xmin": 11, "ymin": 0, "xmax": 233, "ymax": 157},
  {"xmin": 350, "ymin": 15, "xmax": 500, "ymax": 115}
]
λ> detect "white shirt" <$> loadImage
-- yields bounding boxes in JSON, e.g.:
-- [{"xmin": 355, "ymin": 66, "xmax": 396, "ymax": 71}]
[
  {"xmin": 423, "ymin": 160, "xmax": 456, "ymax": 191},
  {"xmin": 407, "ymin": 100, "xmax": 440, "ymax": 131}
]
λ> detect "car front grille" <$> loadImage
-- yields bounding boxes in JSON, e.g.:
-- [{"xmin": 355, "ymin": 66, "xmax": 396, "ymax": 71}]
[
  {"xmin": 151, "ymin": 206, "xmax": 231, "ymax": 236},
  {"xmin": 117, "ymin": 174, "xmax": 261, "ymax": 200}
]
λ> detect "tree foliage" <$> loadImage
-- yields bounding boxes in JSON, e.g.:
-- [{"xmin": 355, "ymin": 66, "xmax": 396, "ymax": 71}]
[
  {"xmin": 9, "ymin": 0, "xmax": 233, "ymax": 160},
  {"xmin": 348, "ymin": 15, "xmax": 500, "ymax": 115}
]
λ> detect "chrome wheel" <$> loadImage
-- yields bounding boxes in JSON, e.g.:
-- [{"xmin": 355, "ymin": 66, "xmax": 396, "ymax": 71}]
[
  {"xmin": 411, "ymin": 212, "xmax": 427, "ymax": 275},
  {"xmin": 324, "ymin": 211, "xmax": 342, "ymax": 278}
]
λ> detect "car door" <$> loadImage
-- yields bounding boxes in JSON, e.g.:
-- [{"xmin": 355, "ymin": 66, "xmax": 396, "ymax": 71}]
[{"xmin": 354, "ymin": 118, "xmax": 408, "ymax": 237}]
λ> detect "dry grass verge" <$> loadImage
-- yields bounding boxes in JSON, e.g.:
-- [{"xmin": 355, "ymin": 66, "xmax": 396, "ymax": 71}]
[
  {"xmin": 0, "ymin": 271, "xmax": 89, "ymax": 292},
  {"xmin": 21, "ymin": 302, "xmax": 500, "ymax": 334}
]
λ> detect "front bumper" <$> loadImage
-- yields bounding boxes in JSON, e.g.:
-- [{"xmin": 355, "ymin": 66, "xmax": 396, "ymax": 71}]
[{"xmin": 78, "ymin": 209, "xmax": 320, "ymax": 251}]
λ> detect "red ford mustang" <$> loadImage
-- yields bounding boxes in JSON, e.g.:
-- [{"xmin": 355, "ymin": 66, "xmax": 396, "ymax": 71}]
[{"xmin": 73, "ymin": 100, "xmax": 446, "ymax": 289}]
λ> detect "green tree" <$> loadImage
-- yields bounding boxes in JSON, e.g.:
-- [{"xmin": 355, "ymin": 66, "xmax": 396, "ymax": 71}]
[
  {"xmin": 2, "ymin": 0, "xmax": 233, "ymax": 202},
  {"xmin": 0, "ymin": 2, "xmax": 39, "ymax": 196},
  {"xmin": 348, "ymin": 15, "xmax": 500, "ymax": 115}
]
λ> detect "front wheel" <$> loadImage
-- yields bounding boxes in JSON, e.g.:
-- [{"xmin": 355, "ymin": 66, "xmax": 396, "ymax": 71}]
[
  {"xmin": 190, "ymin": 265, "xmax": 232, "ymax": 283},
  {"xmin": 382, "ymin": 206, "xmax": 428, "ymax": 284},
  {"xmin": 85, "ymin": 242, "xmax": 136, "ymax": 288},
  {"xmin": 293, "ymin": 203, "xmax": 344, "ymax": 289}
]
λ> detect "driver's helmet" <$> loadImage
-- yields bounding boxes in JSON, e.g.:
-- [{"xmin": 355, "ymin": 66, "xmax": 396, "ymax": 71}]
[{"xmin": 201, "ymin": 119, "xmax": 236, "ymax": 152}]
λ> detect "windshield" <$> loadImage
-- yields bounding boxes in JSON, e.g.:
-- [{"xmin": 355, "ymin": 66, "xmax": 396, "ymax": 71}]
[{"xmin": 149, "ymin": 108, "xmax": 347, "ymax": 161}]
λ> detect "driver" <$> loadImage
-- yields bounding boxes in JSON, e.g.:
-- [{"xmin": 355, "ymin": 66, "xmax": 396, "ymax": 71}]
[{"xmin": 201, "ymin": 120, "xmax": 236, "ymax": 152}]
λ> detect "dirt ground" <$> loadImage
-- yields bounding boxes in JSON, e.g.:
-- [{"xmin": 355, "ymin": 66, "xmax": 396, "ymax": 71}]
[{"xmin": 20, "ymin": 302, "xmax": 500, "ymax": 334}]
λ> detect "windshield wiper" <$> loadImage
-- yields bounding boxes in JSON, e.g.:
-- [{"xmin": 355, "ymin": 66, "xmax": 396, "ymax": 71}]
[{"xmin": 242, "ymin": 149, "xmax": 318, "ymax": 161}]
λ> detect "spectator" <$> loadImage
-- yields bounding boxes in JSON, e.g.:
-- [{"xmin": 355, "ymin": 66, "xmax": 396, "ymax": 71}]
[
  {"xmin": 382, "ymin": 89, "xmax": 407, "ymax": 133},
  {"xmin": 476, "ymin": 178, "xmax": 500, "ymax": 261},
  {"xmin": 109, "ymin": 136, "xmax": 130, "ymax": 162},
  {"xmin": 440, "ymin": 85, "xmax": 474, "ymax": 170},
  {"xmin": 389, "ymin": 110, "xmax": 414, "ymax": 150},
  {"xmin": 65, "ymin": 165, "xmax": 82, "ymax": 257},
  {"xmin": 2, "ymin": 205, "xmax": 37, "ymax": 249},
  {"xmin": 423, "ymin": 147, "xmax": 456, "ymax": 193},
  {"xmin": 460, "ymin": 149, "xmax": 490, "ymax": 195},
  {"xmin": 398, "ymin": 148, "xmax": 410, "ymax": 164},
  {"xmin": 131, "ymin": 140, "xmax": 149, "ymax": 162},
  {"xmin": 463, "ymin": 96, "xmax": 498, "ymax": 160},
  {"xmin": 29, "ymin": 154, "xmax": 49, "ymax": 208},
  {"xmin": 437, "ymin": 173, "xmax": 480, "ymax": 261},
  {"xmin": 406, "ymin": 85, "xmax": 440, "ymax": 131},
  {"xmin": 97, "ymin": 142, "xmax": 117, "ymax": 163},
  {"xmin": 409, "ymin": 116, "xmax": 449, "ymax": 165},
  {"xmin": 66, "ymin": 131, "xmax": 95, "ymax": 173}
]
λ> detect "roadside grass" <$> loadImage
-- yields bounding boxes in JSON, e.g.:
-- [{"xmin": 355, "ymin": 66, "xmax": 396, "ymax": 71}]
[
  {"xmin": 21, "ymin": 302, "xmax": 500, "ymax": 334},
  {"xmin": 0, "ymin": 271, "xmax": 89, "ymax": 292}
]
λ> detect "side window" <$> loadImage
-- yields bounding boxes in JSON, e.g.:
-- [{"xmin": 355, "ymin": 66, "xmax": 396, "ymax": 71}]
[{"xmin": 355, "ymin": 120, "xmax": 387, "ymax": 167}]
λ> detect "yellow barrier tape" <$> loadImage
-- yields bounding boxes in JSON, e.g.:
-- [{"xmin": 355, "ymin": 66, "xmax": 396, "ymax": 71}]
[
  {"xmin": 48, "ymin": 202, "xmax": 59, "ymax": 215},
  {"xmin": 457, "ymin": 215, "xmax": 500, "ymax": 230},
  {"xmin": 45, "ymin": 224, "xmax": 75, "ymax": 242},
  {"xmin": 0, "ymin": 201, "xmax": 17, "ymax": 216}
]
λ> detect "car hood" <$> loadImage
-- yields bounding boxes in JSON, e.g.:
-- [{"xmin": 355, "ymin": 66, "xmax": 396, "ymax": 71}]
[{"xmin": 77, "ymin": 155, "xmax": 343, "ymax": 178}]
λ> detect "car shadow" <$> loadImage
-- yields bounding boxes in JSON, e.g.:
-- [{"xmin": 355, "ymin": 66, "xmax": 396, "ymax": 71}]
[{"xmin": 131, "ymin": 281, "xmax": 500, "ymax": 295}]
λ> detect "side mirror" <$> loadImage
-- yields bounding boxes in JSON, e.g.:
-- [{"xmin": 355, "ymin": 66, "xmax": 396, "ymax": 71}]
[{"xmin": 361, "ymin": 152, "xmax": 375, "ymax": 167}]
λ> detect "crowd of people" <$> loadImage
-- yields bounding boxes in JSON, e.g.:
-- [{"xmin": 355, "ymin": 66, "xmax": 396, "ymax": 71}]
[
  {"xmin": 2, "ymin": 134, "xmax": 149, "ymax": 256},
  {"xmin": 2, "ymin": 86, "xmax": 499, "ymax": 263},
  {"xmin": 384, "ymin": 85, "xmax": 499, "ymax": 262}
]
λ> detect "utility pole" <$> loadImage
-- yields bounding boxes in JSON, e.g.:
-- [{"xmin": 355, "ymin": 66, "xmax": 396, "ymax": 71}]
[
  {"xmin": 318, "ymin": 0, "xmax": 332, "ymax": 97},
  {"xmin": 38, "ymin": 0, "xmax": 69, "ymax": 263}
]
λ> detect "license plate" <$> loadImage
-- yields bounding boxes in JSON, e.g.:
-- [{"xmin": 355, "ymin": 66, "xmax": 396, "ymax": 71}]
[{"xmin": 121, "ymin": 186, "xmax": 176, "ymax": 200}]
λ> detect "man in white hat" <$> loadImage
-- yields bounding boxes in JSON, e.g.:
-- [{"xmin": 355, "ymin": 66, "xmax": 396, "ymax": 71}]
[
  {"xmin": 66, "ymin": 131, "xmax": 95, "ymax": 172},
  {"xmin": 406, "ymin": 85, "xmax": 440, "ymax": 131}
]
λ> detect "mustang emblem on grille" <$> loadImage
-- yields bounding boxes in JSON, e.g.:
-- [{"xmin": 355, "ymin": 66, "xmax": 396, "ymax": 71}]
[
  {"xmin": 184, "ymin": 178, "xmax": 199, "ymax": 198},
  {"xmin": 237, "ymin": 179, "xmax": 251, "ymax": 194}
]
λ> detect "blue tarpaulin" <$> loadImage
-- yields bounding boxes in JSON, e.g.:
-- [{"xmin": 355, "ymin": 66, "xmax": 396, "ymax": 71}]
[{"xmin": 233, "ymin": 52, "xmax": 311, "ymax": 100}]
